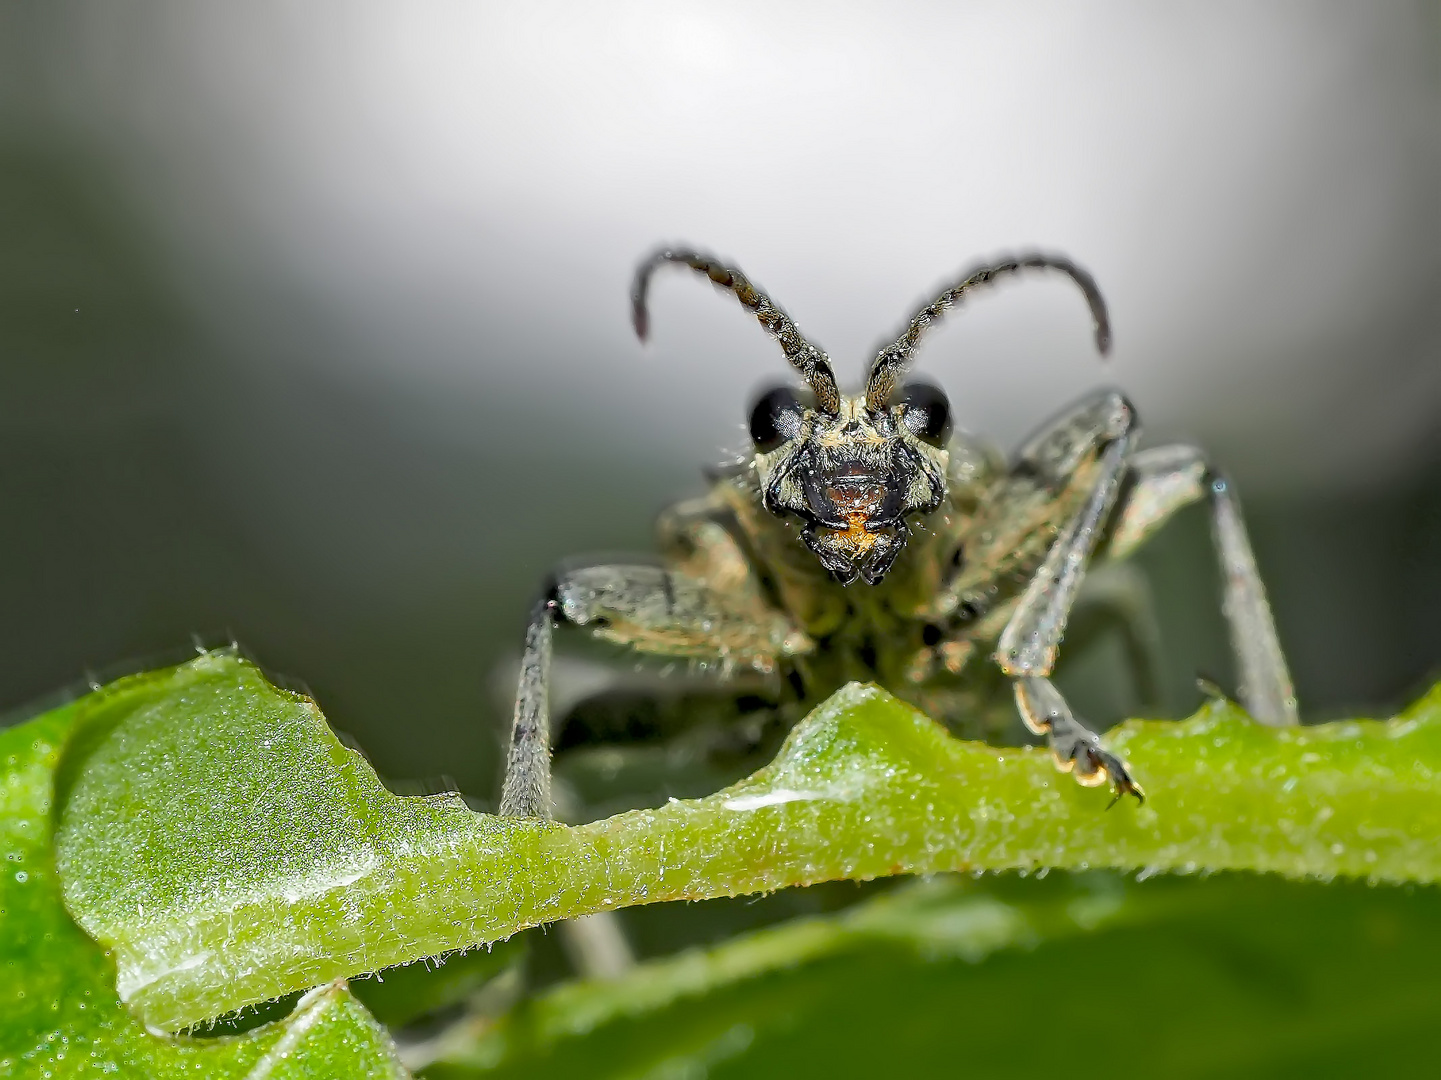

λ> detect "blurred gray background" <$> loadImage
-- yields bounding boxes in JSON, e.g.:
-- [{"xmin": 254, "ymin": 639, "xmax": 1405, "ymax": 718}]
[{"xmin": 2, "ymin": 2, "xmax": 1439, "ymax": 799}]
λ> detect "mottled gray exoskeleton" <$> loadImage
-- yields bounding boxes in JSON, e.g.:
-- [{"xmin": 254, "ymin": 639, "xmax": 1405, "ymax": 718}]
[{"xmin": 499, "ymin": 247, "xmax": 1297, "ymax": 818}]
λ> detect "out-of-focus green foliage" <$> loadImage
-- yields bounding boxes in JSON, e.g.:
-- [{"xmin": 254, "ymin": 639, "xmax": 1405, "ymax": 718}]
[
  {"xmin": 420, "ymin": 872, "xmax": 1441, "ymax": 1079},
  {"xmin": 28, "ymin": 652, "xmax": 1441, "ymax": 1036},
  {"xmin": 0, "ymin": 694, "xmax": 406, "ymax": 1078}
]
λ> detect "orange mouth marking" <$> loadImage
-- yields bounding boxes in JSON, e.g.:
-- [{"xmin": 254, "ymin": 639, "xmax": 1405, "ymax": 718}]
[{"xmin": 831, "ymin": 514, "xmax": 878, "ymax": 556}]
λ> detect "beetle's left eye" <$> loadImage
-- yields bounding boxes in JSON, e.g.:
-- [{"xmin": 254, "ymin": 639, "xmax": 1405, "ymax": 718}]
[
  {"xmin": 749, "ymin": 385, "xmax": 806, "ymax": 452},
  {"xmin": 896, "ymin": 381, "xmax": 952, "ymax": 446}
]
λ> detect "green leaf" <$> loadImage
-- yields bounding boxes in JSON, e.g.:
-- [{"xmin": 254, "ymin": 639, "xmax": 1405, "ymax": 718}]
[
  {"xmin": 420, "ymin": 873, "xmax": 1441, "ymax": 1079},
  {"xmin": 46, "ymin": 652, "xmax": 1441, "ymax": 1032},
  {"xmin": 0, "ymin": 694, "xmax": 408, "ymax": 1078}
]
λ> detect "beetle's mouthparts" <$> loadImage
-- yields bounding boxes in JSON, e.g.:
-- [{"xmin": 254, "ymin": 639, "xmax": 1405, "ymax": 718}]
[
  {"xmin": 822, "ymin": 515, "xmax": 882, "ymax": 558},
  {"xmin": 803, "ymin": 518, "xmax": 907, "ymax": 586}
]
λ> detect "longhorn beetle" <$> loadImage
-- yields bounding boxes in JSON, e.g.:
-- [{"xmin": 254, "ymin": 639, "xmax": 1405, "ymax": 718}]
[{"xmin": 499, "ymin": 247, "xmax": 1297, "ymax": 818}]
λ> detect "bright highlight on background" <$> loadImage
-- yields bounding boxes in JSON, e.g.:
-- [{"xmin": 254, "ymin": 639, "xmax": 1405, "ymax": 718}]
[
  {"xmin": 51, "ymin": 1, "xmax": 1441, "ymax": 485},
  {"xmin": 2, "ymin": 2, "xmax": 1439, "ymax": 792}
]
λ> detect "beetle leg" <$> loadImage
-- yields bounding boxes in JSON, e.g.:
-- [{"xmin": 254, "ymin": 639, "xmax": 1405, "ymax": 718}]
[
  {"xmin": 499, "ymin": 597, "xmax": 557, "ymax": 818},
  {"xmin": 995, "ymin": 421, "xmax": 1139, "ymax": 798},
  {"xmin": 929, "ymin": 389, "xmax": 1134, "ymax": 625},
  {"xmin": 996, "ymin": 434, "xmax": 1134, "ymax": 677},
  {"xmin": 1208, "ymin": 473, "xmax": 1298, "ymax": 725},
  {"xmin": 1014, "ymin": 676, "xmax": 1141, "ymax": 801},
  {"xmin": 500, "ymin": 562, "xmax": 806, "ymax": 818},
  {"xmin": 1101, "ymin": 444, "xmax": 1298, "ymax": 726},
  {"xmin": 558, "ymin": 913, "xmax": 635, "ymax": 979},
  {"xmin": 1101, "ymin": 444, "xmax": 1209, "ymax": 561}
]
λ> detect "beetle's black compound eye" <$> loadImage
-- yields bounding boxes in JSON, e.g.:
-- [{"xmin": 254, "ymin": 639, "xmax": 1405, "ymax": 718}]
[
  {"xmin": 749, "ymin": 385, "xmax": 806, "ymax": 452},
  {"xmin": 896, "ymin": 381, "xmax": 953, "ymax": 447}
]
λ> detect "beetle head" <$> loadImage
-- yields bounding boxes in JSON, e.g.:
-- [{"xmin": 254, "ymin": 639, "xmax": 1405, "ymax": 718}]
[
  {"xmin": 631, "ymin": 247, "xmax": 1109, "ymax": 586},
  {"xmin": 749, "ymin": 383, "xmax": 951, "ymax": 585}
]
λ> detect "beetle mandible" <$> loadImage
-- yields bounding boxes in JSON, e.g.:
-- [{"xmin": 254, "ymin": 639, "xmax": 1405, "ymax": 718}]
[{"xmin": 498, "ymin": 247, "xmax": 1297, "ymax": 817}]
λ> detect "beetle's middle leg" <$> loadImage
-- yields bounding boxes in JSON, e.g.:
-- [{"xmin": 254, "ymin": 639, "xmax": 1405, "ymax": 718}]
[
  {"xmin": 996, "ymin": 431, "xmax": 1143, "ymax": 798},
  {"xmin": 499, "ymin": 562, "xmax": 807, "ymax": 819}
]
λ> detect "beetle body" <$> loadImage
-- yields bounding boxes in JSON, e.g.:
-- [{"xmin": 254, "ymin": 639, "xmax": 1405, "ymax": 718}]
[{"xmin": 497, "ymin": 248, "xmax": 1298, "ymax": 819}]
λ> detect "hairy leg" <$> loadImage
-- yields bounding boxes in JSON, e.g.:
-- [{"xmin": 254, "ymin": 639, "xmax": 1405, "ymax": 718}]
[
  {"xmin": 996, "ymin": 435, "xmax": 1134, "ymax": 676},
  {"xmin": 499, "ymin": 599, "xmax": 556, "ymax": 818},
  {"xmin": 928, "ymin": 388, "xmax": 1134, "ymax": 625},
  {"xmin": 991, "ymin": 392, "xmax": 1142, "ymax": 798},
  {"xmin": 499, "ymin": 562, "xmax": 802, "ymax": 818}
]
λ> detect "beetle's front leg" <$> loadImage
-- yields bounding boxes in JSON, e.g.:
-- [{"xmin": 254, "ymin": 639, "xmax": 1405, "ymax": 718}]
[
  {"xmin": 1014, "ymin": 675, "xmax": 1137, "ymax": 802},
  {"xmin": 996, "ymin": 409, "xmax": 1143, "ymax": 800},
  {"xmin": 499, "ymin": 596, "xmax": 559, "ymax": 818},
  {"xmin": 499, "ymin": 562, "xmax": 804, "ymax": 818}
]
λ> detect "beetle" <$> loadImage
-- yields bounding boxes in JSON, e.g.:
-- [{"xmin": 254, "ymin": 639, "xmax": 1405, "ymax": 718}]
[{"xmin": 498, "ymin": 247, "xmax": 1297, "ymax": 818}]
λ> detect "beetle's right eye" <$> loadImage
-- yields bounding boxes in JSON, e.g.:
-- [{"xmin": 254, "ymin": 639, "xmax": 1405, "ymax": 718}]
[
  {"xmin": 748, "ymin": 386, "xmax": 805, "ymax": 452},
  {"xmin": 896, "ymin": 380, "xmax": 952, "ymax": 447}
]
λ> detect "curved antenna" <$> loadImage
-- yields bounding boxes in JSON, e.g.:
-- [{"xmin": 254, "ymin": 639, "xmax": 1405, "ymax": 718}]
[
  {"xmin": 866, "ymin": 253, "xmax": 1111, "ymax": 409},
  {"xmin": 631, "ymin": 247, "xmax": 842, "ymax": 415}
]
